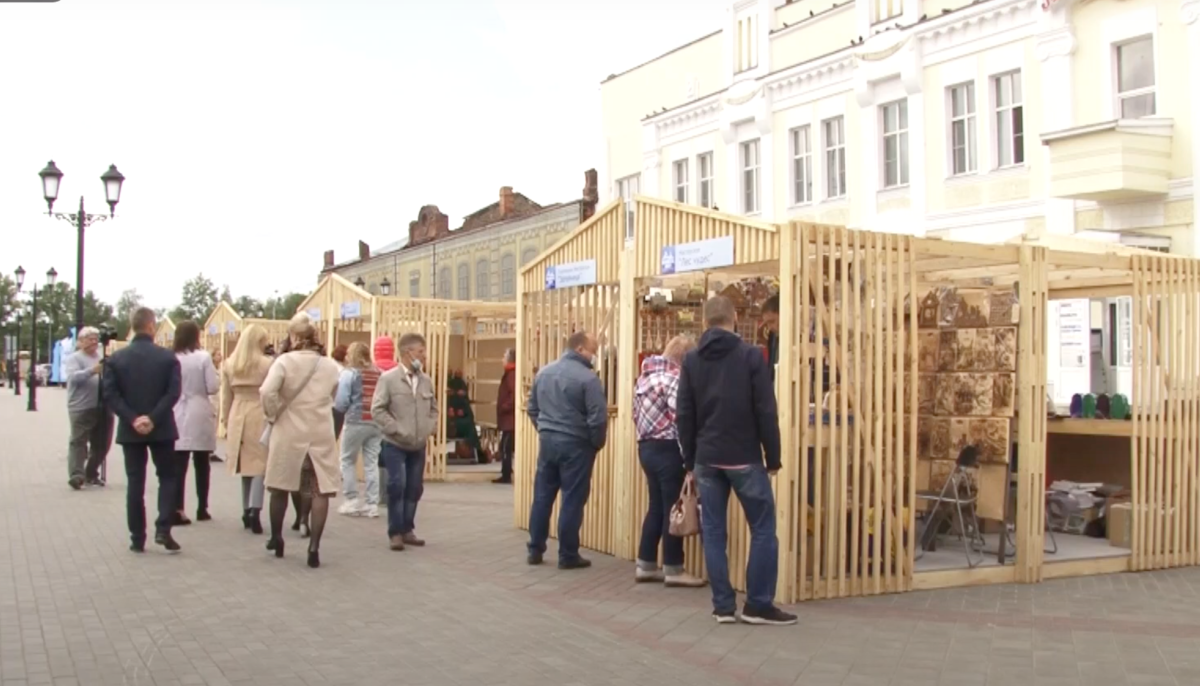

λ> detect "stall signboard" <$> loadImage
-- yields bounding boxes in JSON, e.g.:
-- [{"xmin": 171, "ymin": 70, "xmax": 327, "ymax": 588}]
[
  {"xmin": 660, "ymin": 236, "xmax": 735, "ymax": 275},
  {"xmin": 1117, "ymin": 297, "xmax": 1132, "ymax": 367},
  {"xmin": 306, "ymin": 308, "xmax": 321, "ymax": 322},
  {"xmin": 1057, "ymin": 299, "xmax": 1088, "ymax": 368},
  {"xmin": 545, "ymin": 260, "xmax": 597, "ymax": 290},
  {"xmin": 340, "ymin": 301, "xmax": 361, "ymax": 319},
  {"xmin": 208, "ymin": 324, "xmax": 218, "ymax": 335},
  {"xmin": 226, "ymin": 321, "xmax": 236, "ymax": 333}
]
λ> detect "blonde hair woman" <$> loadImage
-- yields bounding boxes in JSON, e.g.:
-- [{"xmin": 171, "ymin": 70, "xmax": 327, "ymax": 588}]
[
  {"xmin": 333, "ymin": 341, "xmax": 383, "ymax": 517},
  {"xmin": 221, "ymin": 324, "xmax": 273, "ymax": 534},
  {"xmin": 260, "ymin": 314, "xmax": 341, "ymax": 568},
  {"xmin": 633, "ymin": 335, "xmax": 705, "ymax": 588}
]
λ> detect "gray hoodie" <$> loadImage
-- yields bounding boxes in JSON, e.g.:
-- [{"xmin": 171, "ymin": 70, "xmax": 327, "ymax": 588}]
[{"xmin": 63, "ymin": 349, "xmax": 103, "ymax": 413}]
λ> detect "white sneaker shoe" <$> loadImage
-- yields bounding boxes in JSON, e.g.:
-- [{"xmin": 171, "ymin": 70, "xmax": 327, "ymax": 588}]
[
  {"xmin": 337, "ymin": 500, "xmax": 361, "ymax": 516},
  {"xmin": 363, "ymin": 504, "xmax": 380, "ymax": 518},
  {"xmin": 635, "ymin": 567, "xmax": 665, "ymax": 583}
]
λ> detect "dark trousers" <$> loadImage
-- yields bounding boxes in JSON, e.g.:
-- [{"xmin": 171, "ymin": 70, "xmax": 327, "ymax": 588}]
[
  {"xmin": 176, "ymin": 451, "xmax": 211, "ymax": 512},
  {"xmin": 695, "ymin": 463, "xmax": 778, "ymax": 613},
  {"xmin": 123, "ymin": 442, "xmax": 178, "ymax": 545},
  {"xmin": 527, "ymin": 432, "xmax": 596, "ymax": 562},
  {"xmin": 333, "ymin": 409, "xmax": 345, "ymax": 440},
  {"xmin": 381, "ymin": 443, "xmax": 424, "ymax": 537},
  {"xmin": 68, "ymin": 407, "xmax": 114, "ymax": 482},
  {"xmin": 637, "ymin": 439, "xmax": 686, "ymax": 568},
  {"xmin": 499, "ymin": 430, "xmax": 514, "ymax": 481}
]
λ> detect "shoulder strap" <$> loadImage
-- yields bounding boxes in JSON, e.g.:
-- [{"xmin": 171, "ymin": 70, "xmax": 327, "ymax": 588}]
[{"xmin": 276, "ymin": 356, "xmax": 322, "ymax": 416}]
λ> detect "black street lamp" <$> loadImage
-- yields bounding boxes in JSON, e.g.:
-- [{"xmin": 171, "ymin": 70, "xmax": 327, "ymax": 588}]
[
  {"xmin": 354, "ymin": 276, "xmax": 366, "ymax": 288},
  {"xmin": 39, "ymin": 161, "xmax": 125, "ymax": 336},
  {"xmin": 20, "ymin": 267, "xmax": 57, "ymax": 412},
  {"xmin": 12, "ymin": 266, "xmax": 25, "ymax": 396},
  {"xmin": 380, "ymin": 277, "xmax": 391, "ymax": 296}
]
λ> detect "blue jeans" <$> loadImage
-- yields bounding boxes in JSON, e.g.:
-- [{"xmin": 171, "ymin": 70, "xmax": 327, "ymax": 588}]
[
  {"xmin": 695, "ymin": 463, "xmax": 779, "ymax": 613},
  {"xmin": 638, "ymin": 440, "xmax": 686, "ymax": 569},
  {"xmin": 381, "ymin": 443, "xmax": 424, "ymax": 537},
  {"xmin": 527, "ymin": 432, "xmax": 596, "ymax": 562}
]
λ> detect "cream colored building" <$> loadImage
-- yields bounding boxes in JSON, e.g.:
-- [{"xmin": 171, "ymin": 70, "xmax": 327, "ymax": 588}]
[
  {"xmin": 322, "ymin": 171, "xmax": 599, "ymax": 300},
  {"xmin": 601, "ymin": 0, "xmax": 1198, "ymax": 255}
]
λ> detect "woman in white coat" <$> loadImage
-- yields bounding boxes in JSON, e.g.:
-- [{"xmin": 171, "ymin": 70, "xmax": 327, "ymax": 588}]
[{"xmin": 171, "ymin": 321, "xmax": 219, "ymax": 524}]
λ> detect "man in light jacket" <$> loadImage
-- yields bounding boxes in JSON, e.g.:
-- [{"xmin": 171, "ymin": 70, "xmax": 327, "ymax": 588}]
[
  {"xmin": 371, "ymin": 333, "xmax": 438, "ymax": 551},
  {"xmin": 63, "ymin": 326, "xmax": 114, "ymax": 489},
  {"xmin": 525, "ymin": 331, "xmax": 607, "ymax": 569}
]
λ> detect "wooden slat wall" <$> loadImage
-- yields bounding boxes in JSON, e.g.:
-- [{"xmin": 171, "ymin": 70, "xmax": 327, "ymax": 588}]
[
  {"xmin": 632, "ymin": 197, "xmax": 779, "ymax": 278},
  {"xmin": 1131, "ymin": 254, "xmax": 1200, "ymax": 570}
]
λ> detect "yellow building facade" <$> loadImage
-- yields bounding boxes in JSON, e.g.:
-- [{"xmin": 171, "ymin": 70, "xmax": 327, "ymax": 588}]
[{"xmin": 601, "ymin": 0, "xmax": 1197, "ymax": 255}]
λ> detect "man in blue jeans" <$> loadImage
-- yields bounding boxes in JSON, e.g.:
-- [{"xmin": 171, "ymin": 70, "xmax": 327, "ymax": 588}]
[
  {"xmin": 525, "ymin": 331, "xmax": 608, "ymax": 569},
  {"xmin": 676, "ymin": 295, "xmax": 797, "ymax": 626},
  {"xmin": 371, "ymin": 333, "xmax": 438, "ymax": 551}
]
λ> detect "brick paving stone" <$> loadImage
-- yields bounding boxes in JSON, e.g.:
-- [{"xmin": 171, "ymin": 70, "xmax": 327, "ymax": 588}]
[{"xmin": 11, "ymin": 391, "xmax": 1200, "ymax": 685}]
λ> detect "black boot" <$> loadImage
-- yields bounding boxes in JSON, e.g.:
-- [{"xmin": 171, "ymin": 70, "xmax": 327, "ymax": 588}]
[
  {"xmin": 249, "ymin": 508, "xmax": 263, "ymax": 535},
  {"xmin": 242, "ymin": 509, "xmax": 252, "ymax": 530}
]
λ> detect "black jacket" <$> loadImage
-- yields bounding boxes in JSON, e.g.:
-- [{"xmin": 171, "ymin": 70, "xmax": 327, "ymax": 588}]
[
  {"xmin": 676, "ymin": 327, "xmax": 781, "ymax": 472},
  {"xmin": 103, "ymin": 334, "xmax": 182, "ymax": 445}
]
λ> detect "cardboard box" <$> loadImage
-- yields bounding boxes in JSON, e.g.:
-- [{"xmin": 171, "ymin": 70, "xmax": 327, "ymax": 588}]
[{"xmin": 1108, "ymin": 502, "xmax": 1131, "ymax": 549}]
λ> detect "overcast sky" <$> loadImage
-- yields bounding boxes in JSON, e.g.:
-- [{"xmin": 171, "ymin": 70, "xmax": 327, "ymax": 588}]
[{"xmin": 0, "ymin": 0, "xmax": 720, "ymax": 309}]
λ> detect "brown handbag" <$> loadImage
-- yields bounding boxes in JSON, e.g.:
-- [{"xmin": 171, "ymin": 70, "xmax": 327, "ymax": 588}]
[{"xmin": 669, "ymin": 473, "xmax": 701, "ymax": 537}]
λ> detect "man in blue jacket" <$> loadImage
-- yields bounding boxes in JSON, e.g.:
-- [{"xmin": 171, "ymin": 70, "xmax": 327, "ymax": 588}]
[
  {"xmin": 103, "ymin": 307, "xmax": 183, "ymax": 554},
  {"xmin": 525, "ymin": 331, "xmax": 607, "ymax": 569},
  {"xmin": 676, "ymin": 295, "xmax": 796, "ymax": 626}
]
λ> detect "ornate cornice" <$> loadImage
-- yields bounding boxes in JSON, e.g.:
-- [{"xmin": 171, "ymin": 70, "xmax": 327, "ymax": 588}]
[
  {"xmin": 1035, "ymin": 25, "xmax": 1076, "ymax": 61},
  {"xmin": 921, "ymin": 0, "xmax": 1039, "ymax": 56},
  {"xmin": 764, "ymin": 56, "xmax": 854, "ymax": 101}
]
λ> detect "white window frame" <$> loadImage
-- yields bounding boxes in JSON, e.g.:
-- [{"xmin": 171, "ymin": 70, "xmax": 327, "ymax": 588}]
[
  {"xmin": 476, "ymin": 259, "xmax": 490, "ymax": 300},
  {"xmin": 735, "ymin": 13, "xmax": 758, "ymax": 74},
  {"xmin": 1114, "ymin": 35, "xmax": 1156, "ymax": 119},
  {"xmin": 673, "ymin": 159, "xmax": 689, "ymax": 204},
  {"xmin": 500, "ymin": 253, "xmax": 515, "ymax": 298},
  {"xmin": 740, "ymin": 138, "xmax": 761, "ymax": 214},
  {"xmin": 948, "ymin": 82, "xmax": 977, "ymax": 176},
  {"xmin": 616, "ymin": 174, "xmax": 639, "ymax": 240},
  {"xmin": 697, "ymin": 152, "xmax": 714, "ymax": 208},
  {"xmin": 881, "ymin": 99, "xmax": 909, "ymax": 189},
  {"xmin": 992, "ymin": 71, "xmax": 1024, "ymax": 169},
  {"xmin": 408, "ymin": 270, "xmax": 420, "ymax": 298},
  {"xmin": 790, "ymin": 125, "xmax": 813, "ymax": 205},
  {"xmin": 457, "ymin": 263, "xmax": 470, "ymax": 300},
  {"xmin": 822, "ymin": 117, "xmax": 846, "ymax": 200},
  {"xmin": 872, "ymin": 0, "xmax": 902, "ymax": 23}
]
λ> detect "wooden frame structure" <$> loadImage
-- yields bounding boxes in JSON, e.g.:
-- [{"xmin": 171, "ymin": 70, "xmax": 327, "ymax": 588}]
[
  {"xmin": 514, "ymin": 196, "xmax": 1200, "ymax": 601},
  {"xmin": 153, "ymin": 317, "xmax": 176, "ymax": 348}
]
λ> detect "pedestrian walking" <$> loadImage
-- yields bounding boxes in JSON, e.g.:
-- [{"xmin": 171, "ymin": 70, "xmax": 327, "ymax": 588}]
[
  {"xmin": 525, "ymin": 331, "xmax": 607, "ymax": 569},
  {"xmin": 676, "ymin": 295, "xmax": 796, "ymax": 625},
  {"xmin": 171, "ymin": 321, "xmax": 219, "ymax": 525},
  {"xmin": 102, "ymin": 307, "xmax": 183, "ymax": 553},
  {"xmin": 334, "ymin": 341, "xmax": 383, "ymax": 518},
  {"xmin": 372, "ymin": 333, "xmax": 437, "ymax": 551},
  {"xmin": 260, "ymin": 314, "xmax": 341, "ymax": 568},
  {"xmin": 221, "ymin": 324, "xmax": 273, "ymax": 535},
  {"xmin": 493, "ymin": 348, "xmax": 516, "ymax": 484},
  {"xmin": 62, "ymin": 326, "xmax": 114, "ymax": 489},
  {"xmin": 633, "ymin": 335, "xmax": 705, "ymax": 588}
]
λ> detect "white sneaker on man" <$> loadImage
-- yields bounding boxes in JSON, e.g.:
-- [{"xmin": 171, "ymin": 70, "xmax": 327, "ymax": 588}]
[
  {"xmin": 338, "ymin": 500, "xmax": 361, "ymax": 516},
  {"xmin": 363, "ymin": 504, "xmax": 380, "ymax": 518}
]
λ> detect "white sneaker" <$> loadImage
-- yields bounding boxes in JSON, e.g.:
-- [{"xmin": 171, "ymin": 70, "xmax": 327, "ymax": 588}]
[
  {"xmin": 338, "ymin": 500, "xmax": 361, "ymax": 516},
  {"xmin": 635, "ymin": 567, "xmax": 665, "ymax": 583},
  {"xmin": 363, "ymin": 504, "xmax": 380, "ymax": 518}
]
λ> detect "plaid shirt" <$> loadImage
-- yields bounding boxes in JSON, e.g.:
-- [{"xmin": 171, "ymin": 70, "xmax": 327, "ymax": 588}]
[{"xmin": 634, "ymin": 356, "xmax": 681, "ymax": 441}]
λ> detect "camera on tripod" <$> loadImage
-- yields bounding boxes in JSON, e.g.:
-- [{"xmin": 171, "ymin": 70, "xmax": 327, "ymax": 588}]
[{"xmin": 96, "ymin": 324, "xmax": 119, "ymax": 347}]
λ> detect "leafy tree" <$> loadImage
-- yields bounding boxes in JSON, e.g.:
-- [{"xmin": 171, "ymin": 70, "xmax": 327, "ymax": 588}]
[
  {"xmin": 0, "ymin": 275, "xmax": 18, "ymax": 327},
  {"xmin": 13, "ymin": 284, "xmax": 115, "ymax": 362},
  {"xmin": 261, "ymin": 292, "xmax": 308, "ymax": 320},
  {"xmin": 219, "ymin": 284, "xmax": 233, "ymax": 303},
  {"xmin": 114, "ymin": 288, "xmax": 144, "ymax": 339},
  {"xmin": 233, "ymin": 295, "xmax": 264, "ymax": 318},
  {"xmin": 170, "ymin": 273, "xmax": 218, "ymax": 325}
]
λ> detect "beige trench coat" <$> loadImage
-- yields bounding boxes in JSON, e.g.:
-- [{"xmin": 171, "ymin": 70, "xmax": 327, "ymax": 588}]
[
  {"xmin": 221, "ymin": 356, "xmax": 273, "ymax": 476},
  {"xmin": 260, "ymin": 350, "xmax": 341, "ymax": 494}
]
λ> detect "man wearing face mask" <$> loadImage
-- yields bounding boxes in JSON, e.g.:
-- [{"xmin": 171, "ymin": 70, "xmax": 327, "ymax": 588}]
[
  {"xmin": 371, "ymin": 333, "xmax": 439, "ymax": 551},
  {"xmin": 525, "ymin": 330, "xmax": 608, "ymax": 569}
]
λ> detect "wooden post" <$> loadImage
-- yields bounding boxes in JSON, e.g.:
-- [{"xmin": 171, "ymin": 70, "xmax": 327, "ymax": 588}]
[{"xmin": 613, "ymin": 247, "xmax": 638, "ymax": 559}]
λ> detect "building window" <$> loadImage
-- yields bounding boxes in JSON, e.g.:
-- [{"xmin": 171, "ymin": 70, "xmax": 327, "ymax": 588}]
[
  {"xmin": 822, "ymin": 117, "xmax": 846, "ymax": 199},
  {"xmin": 500, "ymin": 253, "xmax": 516, "ymax": 298},
  {"xmin": 881, "ymin": 100, "xmax": 909, "ymax": 188},
  {"xmin": 616, "ymin": 174, "xmax": 639, "ymax": 240},
  {"xmin": 949, "ymin": 82, "xmax": 977, "ymax": 175},
  {"xmin": 457, "ymin": 263, "xmax": 470, "ymax": 300},
  {"xmin": 740, "ymin": 139, "xmax": 760, "ymax": 214},
  {"xmin": 1116, "ymin": 36, "xmax": 1155, "ymax": 118},
  {"xmin": 790, "ymin": 126, "xmax": 813, "ymax": 205},
  {"xmin": 673, "ymin": 159, "xmax": 689, "ymax": 204},
  {"xmin": 873, "ymin": 0, "xmax": 902, "ymax": 23},
  {"xmin": 697, "ymin": 152, "xmax": 714, "ymax": 208},
  {"xmin": 735, "ymin": 13, "xmax": 758, "ymax": 73},
  {"xmin": 408, "ymin": 270, "xmax": 420, "ymax": 298},
  {"xmin": 521, "ymin": 247, "xmax": 538, "ymax": 266},
  {"xmin": 438, "ymin": 266, "xmax": 451, "ymax": 299},
  {"xmin": 994, "ymin": 71, "xmax": 1024, "ymax": 168},
  {"xmin": 476, "ymin": 259, "xmax": 490, "ymax": 300}
]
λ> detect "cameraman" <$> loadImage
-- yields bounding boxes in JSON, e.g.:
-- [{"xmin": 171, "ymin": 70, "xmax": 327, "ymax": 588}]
[{"xmin": 63, "ymin": 326, "xmax": 115, "ymax": 489}]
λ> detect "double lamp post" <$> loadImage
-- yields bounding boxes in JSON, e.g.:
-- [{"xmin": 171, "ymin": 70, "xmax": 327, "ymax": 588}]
[{"xmin": 12, "ymin": 266, "xmax": 58, "ymax": 411}]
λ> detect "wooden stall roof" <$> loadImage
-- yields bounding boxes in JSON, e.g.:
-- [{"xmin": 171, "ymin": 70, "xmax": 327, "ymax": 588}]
[
  {"xmin": 154, "ymin": 317, "xmax": 176, "ymax": 346},
  {"xmin": 202, "ymin": 301, "xmax": 243, "ymax": 335},
  {"xmin": 520, "ymin": 199, "xmax": 625, "ymax": 292},
  {"xmin": 634, "ymin": 197, "xmax": 779, "ymax": 279},
  {"xmin": 297, "ymin": 273, "xmax": 374, "ymax": 322},
  {"xmin": 373, "ymin": 296, "xmax": 514, "ymax": 319}
]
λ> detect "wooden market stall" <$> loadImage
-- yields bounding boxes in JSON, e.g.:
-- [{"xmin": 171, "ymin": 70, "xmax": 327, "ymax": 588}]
[
  {"xmin": 295, "ymin": 274, "xmax": 374, "ymax": 352},
  {"xmin": 514, "ymin": 196, "xmax": 1200, "ymax": 603},
  {"xmin": 154, "ymin": 317, "xmax": 176, "ymax": 348},
  {"xmin": 201, "ymin": 301, "xmax": 244, "ymax": 359}
]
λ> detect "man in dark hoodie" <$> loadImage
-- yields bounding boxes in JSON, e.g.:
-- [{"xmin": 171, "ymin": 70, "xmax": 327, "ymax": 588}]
[{"xmin": 676, "ymin": 296, "xmax": 797, "ymax": 626}]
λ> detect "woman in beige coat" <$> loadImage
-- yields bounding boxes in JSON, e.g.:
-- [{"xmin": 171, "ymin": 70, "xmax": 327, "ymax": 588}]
[
  {"xmin": 221, "ymin": 324, "xmax": 273, "ymax": 535},
  {"xmin": 260, "ymin": 316, "xmax": 341, "ymax": 568}
]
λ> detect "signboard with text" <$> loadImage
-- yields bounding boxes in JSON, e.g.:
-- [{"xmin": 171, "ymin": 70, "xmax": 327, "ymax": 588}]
[
  {"xmin": 544, "ymin": 260, "xmax": 597, "ymax": 290},
  {"xmin": 340, "ymin": 301, "xmax": 361, "ymax": 319},
  {"xmin": 660, "ymin": 235, "xmax": 735, "ymax": 275},
  {"xmin": 306, "ymin": 308, "xmax": 321, "ymax": 322}
]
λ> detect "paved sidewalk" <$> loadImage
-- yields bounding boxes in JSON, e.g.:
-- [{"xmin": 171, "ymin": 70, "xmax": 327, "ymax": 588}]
[{"xmin": 3, "ymin": 390, "xmax": 1200, "ymax": 686}]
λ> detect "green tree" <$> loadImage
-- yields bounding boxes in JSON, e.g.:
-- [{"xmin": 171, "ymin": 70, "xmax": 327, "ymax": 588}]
[
  {"xmin": 233, "ymin": 295, "xmax": 264, "ymax": 318},
  {"xmin": 114, "ymin": 288, "xmax": 144, "ymax": 339},
  {"xmin": 219, "ymin": 284, "xmax": 233, "ymax": 303},
  {"xmin": 261, "ymin": 292, "xmax": 307, "ymax": 320},
  {"xmin": 15, "ymin": 284, "xmax": 115, "ymax": 361},
  {"xmin": 170, "ymin": 273, "xmax": 218, "ymax": 325}
]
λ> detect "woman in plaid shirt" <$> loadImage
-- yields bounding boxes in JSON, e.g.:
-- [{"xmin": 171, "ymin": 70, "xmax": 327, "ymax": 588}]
[{"xmin": 633, "ymin": 335, "xmax": 706, "ymax": 588}]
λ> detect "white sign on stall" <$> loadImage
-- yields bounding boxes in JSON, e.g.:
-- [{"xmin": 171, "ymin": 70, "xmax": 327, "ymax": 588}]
[
  {"xmin": 306, "ymin": 308, "xmax": 321, "ymax": 322},
  {"xmin": 1057, "ymin": 299, "xmax": 1088, "ymax": 368},
  {"xmin": 660, "ymin": 236, "xmax": 735, "ymax": 275},
  {"xmin": 545, "ymin": 260, "xmax": 597, "ymax": 290}
]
